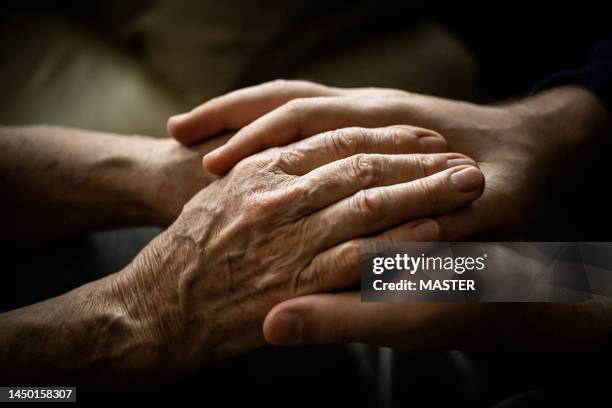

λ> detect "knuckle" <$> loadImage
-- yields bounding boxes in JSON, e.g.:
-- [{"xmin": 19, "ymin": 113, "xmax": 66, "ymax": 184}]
[
  {"xmin": 269, "ymin": 78, "xmax": 290, "ymax": 89},
  {"xmin": 232, "ymin": 156, "xmax": 261, "ymax": 175},
  {"xmin": 269, "ymin": 78, "xmax": 305, "ymax": 89},
  {"xmin": 358, "ymin": 87, "xmax": 409, "ymax": 98},
  {"xmin": 380, "ymin": 88, "xmax": 411, "ymax": 98},
  {"xmin": 269, "ymin": 179, "xmax": 320, "ymax": 217},
  {"xmin": 414, "ymin": 154, "xmax": 437, "ymax": 177},
  {"xmin": 328, "ymin": 129, "xmax": 352, "ymax": 155},
  {"xmin": 244, "ymin": 200, "xmax": 271, "ymax": 222},
  {"xmin": 379, "ymin": 125, "xmax": 417, "ymax": 153},
  {"xmin": 246, "ymin": 185, "xmax": 295, "ymax": 219},
  {"xmin": 295, "ymin": 240, "xmax": 361, "ymax": 296},
  {"xmin": 282, "ymin": 97, "xmax": 309, "ymax": 115},
  {"xmin": 378, "ymin": 97, "xmax": 409, "ymax": 111},
  {"xmin": 415, "ymin": 177, "xmax": 443, "ymax": 208},
  {"xmin": 334, "ymin": 241, "xmax": 362, "ymax": 275},
  {"xmin": 271, "ymin": 79, "xmax": 329, "ymax": 97},
  {"xmin": 248, "ymin": 193, "xmax": 278, "ymax": 217},
  {"xmin": 275, "ymin": 147, "xmax": 304, "ymax": 172},
  {"xmin": 270, "ymin": 79, "xmax": 301, "ymax": 95},
  {"xmin": 354, "ymin": 189, "xmax": 385, "ymax": 219},
  {"xmin": 293, "ymin": 265, "xmax": 318, "ymax": 296},
  {"xmin": 327, "ymin": 127, "xmax": 366, "ymax": 155},
  {"xmin": 284, "ymin": 180, "xmax": 312, "ymax": 204},
  {"xmin": 349, "ymin": 153, "xmax": 383, "ymax": 187}
]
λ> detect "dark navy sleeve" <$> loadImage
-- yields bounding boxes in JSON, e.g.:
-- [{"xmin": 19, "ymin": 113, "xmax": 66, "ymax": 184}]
[{"xmin": 534, "ymin": 40, "xmax": 612, "ymax": 111}]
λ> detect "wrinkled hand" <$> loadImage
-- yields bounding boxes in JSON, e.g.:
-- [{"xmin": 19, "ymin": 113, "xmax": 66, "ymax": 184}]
[{"xmin": 115, "ymin": 125, "xmax": 483, "ymax": 376}]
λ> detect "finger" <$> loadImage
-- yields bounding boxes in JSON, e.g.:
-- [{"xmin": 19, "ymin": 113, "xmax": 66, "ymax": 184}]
[
  {"xmin": 275, "ymin": 125, "xmax": 447, "ymax": 176},
  {"xmin": 290, "ymin": 153, "xmax": 475, "ymax": 215},
  {"xmin": 435, "ymin": 191, "xmax": 498, "ymax": 241},
  {"xmin": 264, "ymin": 294, "xmax": 511, "ymax": 347},
  {"xmin": 292, "ymin": 219, "xmax": 440, "ymax": 296},
  {"xmin": 203, "ymin": 97, "xmax": 411, "ymax": 174},
  {"xmin": 264, "ymin": 292, "xmax": 370, "ymax": 345},
  {"xmin": 264, "ymin": 292, "xmax": 442, "ymax": 346},
  {"xmin": 304, "ymin": 165, "xmax": 485, "ymax": 250},
  {"xmin": 167, "ymin": 80, "xmax": 341, "ymax": 145},
  {"xmin": 428, "ymin": 163, "xmax": 502, "ymax": 241}
]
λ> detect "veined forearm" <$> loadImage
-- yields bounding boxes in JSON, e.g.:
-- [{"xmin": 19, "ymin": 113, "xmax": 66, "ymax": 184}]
[
  {"xmin": 0, "ymin": 125, "xmax": 161, "ymax": 239},
  {"xmin": 0, "ymin": 273, "xmax": 162, "ymax": 385}
]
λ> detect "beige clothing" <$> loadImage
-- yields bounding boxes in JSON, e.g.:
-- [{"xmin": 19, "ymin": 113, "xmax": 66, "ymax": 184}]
[{"xmin": 0, "ymin": 1, "xmax": 479, "ymax": 137}]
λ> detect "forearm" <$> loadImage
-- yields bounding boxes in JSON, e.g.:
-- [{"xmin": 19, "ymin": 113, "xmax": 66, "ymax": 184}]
[
  {"xmin": 0, "ymin": 269, "xmax": 163, "ymax": 385},
  {"xmin": 0, "ymin": 125, "xmax": 162, "ymax": 240},
  {"xmin": 0, "ymin": 228, "xmax": 213, "ymax": 385},
  {"xmin": 513, "ymin": 85, "xmax": 612, "ymax": 152}
]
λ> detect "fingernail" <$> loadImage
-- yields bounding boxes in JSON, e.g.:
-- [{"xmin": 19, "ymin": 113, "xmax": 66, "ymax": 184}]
[
  {"xmin": 450, "ymin": 166, "xmax": 484, "ymax": 192},
  {"xmin": 203, "ymin": 146, "xmax": 222, "ymax": 161},
  {"xmin": 418, "ymin": 136, "xmax": 446, "ymax": 153},
  {"xmin": 272, "ymin": 312, "xmax": 303, "ymax": 345},
  {"xmin": 446, "ymin": 158, "xmax": 475, "ymax": 169},
  {"xmin": 169, "ymin": 112, "xmax": 189, "ymax": 124},
  {"xmin": 411, "ymin": 220, "xmax": 440, "ymax": 242}
]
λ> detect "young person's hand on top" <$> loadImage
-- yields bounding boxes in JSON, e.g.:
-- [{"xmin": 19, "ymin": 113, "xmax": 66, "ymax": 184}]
[{"xmin": 168, "ymin": 80, "xmax": 611, "ymax": 242}]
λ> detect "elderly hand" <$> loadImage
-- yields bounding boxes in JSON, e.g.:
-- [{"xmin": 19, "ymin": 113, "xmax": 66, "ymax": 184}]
[{"xmin": 0, "ymin": 125, "xmax": 484, "ymax": 383}]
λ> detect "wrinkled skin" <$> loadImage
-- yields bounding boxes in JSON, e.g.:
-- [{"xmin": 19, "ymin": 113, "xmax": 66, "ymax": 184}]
[
  {"xmin": 117, "ymin": 125, "xmax": 484, "ymax": 374},
  {"xmin": 0, "ymin": 123, "xmax": 484, "ymax": 384}
]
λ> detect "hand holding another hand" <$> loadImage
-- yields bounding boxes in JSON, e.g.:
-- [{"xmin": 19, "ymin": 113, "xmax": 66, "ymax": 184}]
[
  {"xmin": 168, "ymin": 80, "xmax": 611, "ymax": 240},
  {"xmin": 166, "ymin": 79, "xmax": 612, "ymax": 352},
  {"xmin": 0, "ymin": 123, "xmax": 483, "ymax": 383},
  {"xmin": 118, "ymin": 125, "xmax": 483, "ymax": 376}
]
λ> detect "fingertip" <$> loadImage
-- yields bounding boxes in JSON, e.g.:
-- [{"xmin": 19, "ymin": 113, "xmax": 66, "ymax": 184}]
[
  {"xmin": 263, "ymin": 305, "xmax": 303, "ymax": 346},
  {"xmin": 203, "ymin": 138, "xmax": 256, "ymax": 174},
  {"xmin": 262, "ymin": 304, "xmax": 280, "ymax": 340},
  {"xmin": 202, "ymin": 148, "xmax": 231, "ymax": 175},
  {"xmin": 449, "ymin": 165, "xmax": 485, "ymax": 194},
  {"xmin": 167, "ymin": 112, "xmax": 196, "ymax": 144}
]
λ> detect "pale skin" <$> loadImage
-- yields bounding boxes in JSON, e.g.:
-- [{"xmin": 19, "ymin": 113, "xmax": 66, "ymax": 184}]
[
  {"xmin": 0, "ymin": 123, "xmax": 484, "ymax": 384},
  {"xmin": 168, "ymin": 81, "xmax": 612, "ymax": 349}
]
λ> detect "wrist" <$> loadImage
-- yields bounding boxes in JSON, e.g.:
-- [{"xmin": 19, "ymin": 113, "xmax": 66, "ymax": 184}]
[
  {"xmin": 110, "ymin": 227, "xmax": 208, "ymax": 374},
  {"xmin": 138, "ymin": 138, "xmax": 219, "ymax": 226},
  {"xmin": 114, "ymin": 220, "xmax": 254, "ymax": 372},
  {"xmin": 104, "ymin": 133, "xmax": 166, "ymax": 226},
  {"xmin": 511, "ymin": 85, "xmax": 612, "ymax": 150}
]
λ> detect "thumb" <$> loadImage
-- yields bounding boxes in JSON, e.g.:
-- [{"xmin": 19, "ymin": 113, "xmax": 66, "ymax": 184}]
[
  {"xmin": 263, "ymin": 292, "xmax": 404, "ymax": 346},
  {"xmin": 434, "ymin": 179, "xmax": 503, "ymax": 241},
  {"xmin": 264, "ymin": 294, "xmax": 500, "ymax": 349}
]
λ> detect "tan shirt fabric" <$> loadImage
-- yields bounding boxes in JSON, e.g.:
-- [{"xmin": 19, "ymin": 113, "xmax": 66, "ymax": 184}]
[{"xmin": 0, "ymin": 1, "xmax": 479, "ymax": 137}]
